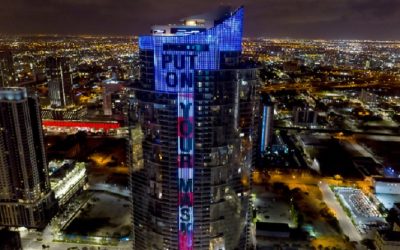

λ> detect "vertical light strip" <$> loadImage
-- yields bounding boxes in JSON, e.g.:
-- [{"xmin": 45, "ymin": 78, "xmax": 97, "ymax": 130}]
[
  {"xmin": 178, "ymin": 92, "xmax": 194, "ymax": 250},
  {"xmin": 260, "ymin": 105, "xmax": 267, "ymax": 153}
]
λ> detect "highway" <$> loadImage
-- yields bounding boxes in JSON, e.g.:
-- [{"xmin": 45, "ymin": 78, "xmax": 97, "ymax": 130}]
[
  {"xmin": 259, "ymin": 81, "xmax": 386, "ymax": 92},
  {"xmin": 274, "ymin": 125, "xmax": 400, "ymax": 136}
]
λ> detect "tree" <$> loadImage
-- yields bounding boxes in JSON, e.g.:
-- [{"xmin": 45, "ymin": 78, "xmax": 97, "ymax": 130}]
[{"xmin": 385, "ymin": 208, "xmax": 398, "ymax": 225}]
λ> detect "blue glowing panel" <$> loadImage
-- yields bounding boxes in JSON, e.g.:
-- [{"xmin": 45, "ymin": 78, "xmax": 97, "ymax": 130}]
[
  {"xmin": 139, "ymin": 7, "xmax": 244, "ymax": 93},
  {"xmin": 260, "ymin": 105, "xmax": 267, "ymax": 153}
]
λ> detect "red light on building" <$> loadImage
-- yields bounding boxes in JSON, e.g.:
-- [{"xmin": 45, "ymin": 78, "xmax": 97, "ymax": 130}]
[{"xmin": 42, "ymin": 120, "xmax": 120, "ymax": 132}]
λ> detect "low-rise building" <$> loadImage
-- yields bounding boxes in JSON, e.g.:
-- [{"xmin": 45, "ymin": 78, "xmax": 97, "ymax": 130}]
[
  {"xmin": 375, "ymin": 230, "xmax": 400, "ymax": 250},
  {"xmin": 49, "ymin": 160, "xmax": 87, "ymax": 207},
  {"xmin": 374, "ymin": 177, "xmax": 400, "ymax": 195}
]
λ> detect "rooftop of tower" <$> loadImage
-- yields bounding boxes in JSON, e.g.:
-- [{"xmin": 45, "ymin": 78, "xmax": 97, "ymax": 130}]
[
  {"xmin": 0, "ymin": 87, "xmax": 27, "ymax": 101},
  {"xmin": 151, "ymin": 6, "xmax": 242, "ymax": 36}
]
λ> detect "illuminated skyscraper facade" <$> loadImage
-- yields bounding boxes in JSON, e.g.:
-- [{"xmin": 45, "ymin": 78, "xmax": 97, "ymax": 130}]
[
  {"xmin": 0, "ymin": 87, "xmax": 57, "ymax": 229},
  {"xmin": 132, "ymin": 7, "xmax": 259, "ymax": 250},
  {"xmin": 259, "ymin": 94, "xmax": 274, "ymax": 154}
]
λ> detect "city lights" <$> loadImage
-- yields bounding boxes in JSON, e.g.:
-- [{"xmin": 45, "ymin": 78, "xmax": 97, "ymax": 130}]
[{"xmin": 0, "ymin": 2, "xmax": 400, "ymax": 250}]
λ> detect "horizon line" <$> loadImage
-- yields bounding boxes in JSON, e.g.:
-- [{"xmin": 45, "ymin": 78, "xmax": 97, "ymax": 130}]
[{"xmin": 1, "ymin": 33, "xmax": 400, "ymax": 42}]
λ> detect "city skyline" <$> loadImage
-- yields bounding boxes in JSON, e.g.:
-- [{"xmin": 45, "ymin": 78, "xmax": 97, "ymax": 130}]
[
  {"xmin": 1, "ymin": 3, "xmax": 400, "ymax": 250},
  {"xmin": 0, "ymin": 0, "xmax": 399, "ymax": 40}
]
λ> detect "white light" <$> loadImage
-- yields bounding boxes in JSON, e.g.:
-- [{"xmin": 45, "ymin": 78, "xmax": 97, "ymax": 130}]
[
  {"xmin": 185, "ymin": 20, "xmax": 197, "ymax": 26},
  {"xmin": 53, "ymin": 167, "xmax": 86, "ymax": 199}
]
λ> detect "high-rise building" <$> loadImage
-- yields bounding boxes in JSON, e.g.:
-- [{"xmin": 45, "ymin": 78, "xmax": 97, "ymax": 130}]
[
  {"xmin": 259, "ymin": 93, "xmax": 274, "ymax": 155},
  {"xmin": 0, "ymin": 50, "xmax": 15, "ymax": 87},
  {"xmin": 0, "ymin": 87, "xmax": 57, "ymax": 229},
  {"xmin": 45, "ymin": 56, "xmax": 73, "ymax": 108},
  {"xmin": 102, "ymin": 82, "xmax": 123, "ymax": 116},
  {"xmin": 293, "ymin": 105, "xmax": 318, "ymax": 126},
  {"xmin": 42, "ymin": 57, "xmax": 86, "ymax": 120},
  {"xmin": 132, "ymin": 7, "xmax": 259, "ymax": 250}
]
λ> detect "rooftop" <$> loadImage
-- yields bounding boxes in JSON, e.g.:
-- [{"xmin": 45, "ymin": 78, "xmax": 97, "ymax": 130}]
[
  {"xmin": 375, "ymin": 177, "xmax": 400, "ymax": 183},
  {"xmin": 151, "ymin": 6, "xmax": 240, "ymax": 36},
  {"xmin": 256, "ymin": 222, "xmax": 290, "ymax": 232},
  {"xmin": 0, "ymin": 87, "xmax": 27, "ymax": 101}
]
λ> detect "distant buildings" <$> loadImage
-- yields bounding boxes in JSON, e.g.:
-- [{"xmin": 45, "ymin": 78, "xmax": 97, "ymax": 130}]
[
  {"xmin": 46, "ymin": 56, "xmax": 73, "ymax": 108},
  {"xmin": 0, "ymin": 50, "xmax": 15, "ymax": 87},
  {"xmin": 293, "ymin": 105, "xmax": 318, "ymax": 126},
  {"xmin": 0, "ymin": 87, "xmax": 57, "ymax": 228},
  {"xmin": 360, "ymin": 89, "xmax": 378, "ymax": 107},
  {"xmin": 42, "ymin": 56, "xmax": 87, "ymax": 120},
  {"xmin": 132, "ymin": 7, "xmax": 259, "ymax": 250},
  {"xmin": 102, "ymin": 81, "xmax": 123, "ymax": 116}
]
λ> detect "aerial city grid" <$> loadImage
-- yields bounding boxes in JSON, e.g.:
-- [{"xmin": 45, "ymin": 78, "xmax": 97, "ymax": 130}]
[{"xmin": 0, "ymin": 1, "xmax": 400, "ymax": 250}]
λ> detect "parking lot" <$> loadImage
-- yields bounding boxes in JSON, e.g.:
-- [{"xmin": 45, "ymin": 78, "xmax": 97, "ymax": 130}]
[{"xmin": 334, "ymin": 187, "xmax": 387, "ymax": 235}]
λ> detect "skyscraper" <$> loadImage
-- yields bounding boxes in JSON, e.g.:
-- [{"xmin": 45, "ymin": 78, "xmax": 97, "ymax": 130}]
[
  {"xmin": 259, "ymin": 94, "xmax": 274, "ymax": 155},
  {"xmin": 132, "ymin": 7, "xmax": 259, "ymax": 250},
  {"xmin": 45, "ymin": 56, "xmax": 73, "ymax": 108},
  {"xmin": 0, "ymin": 50, "xmax": 15, "ymax": 87},
  {"xmin": 42, "ymin": 56, "xmax": 85, "ymax": 120},
  {"xmin": 0, "ymin": 87, "xmax": 57, "ymax": 229}
]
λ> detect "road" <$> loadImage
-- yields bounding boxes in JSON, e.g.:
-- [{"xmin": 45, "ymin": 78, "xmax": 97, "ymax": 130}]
[
  {"xmin": 318, "ymin": 181, "xmax": 362, "ymax": 243},
  {"xmin": 274, "ymin": 125, "xmax": 399, "ymax": 136},
  {"xmin": 260, "ymin": 81, "xmax": 384, "ymax": 93},
  {"xmin": 88, "ymin": 183, "xmax": 130, "ymax": 198}
]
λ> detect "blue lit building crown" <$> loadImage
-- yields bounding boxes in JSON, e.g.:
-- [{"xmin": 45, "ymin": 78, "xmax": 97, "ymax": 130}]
[{"xmin": 139, "ymin": 7, "xmax": 244, "ymax": 93}]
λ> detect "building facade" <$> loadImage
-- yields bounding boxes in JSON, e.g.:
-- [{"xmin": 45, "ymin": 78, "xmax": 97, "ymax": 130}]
[
  {"xmin": 46, "ymin": 56, "xmax": 73, "ymax": 108},
  {"xmin": 43, "ymin": 56, "xmax": 88, "ymax": 120},
  {"xmin": 374, "ymin": 177, "xmax": 400, "ymax": 195},
  {"xmin": 102, "ymin": 82, "xmax": 124, "ymax": 116},
  {"xmin": 0, "ymin": 87, "xmax": 57, "ymax": 229},
  {"xmin": 132, "ymin": 7, "xmax": 259, "ymax": 250},
  {"xmin": 293, "ymin": 105, "xmax": 318, "ymax": 127},
  {"xmin": 259, "ymin": 93, "xmax": 274, "ymax": 155},
  {"xmin": 41, "ymin": 105, "xmax": 87, "ymax": 120}
]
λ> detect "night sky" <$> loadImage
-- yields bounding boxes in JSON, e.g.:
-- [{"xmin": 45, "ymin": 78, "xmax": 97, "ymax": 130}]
[{"xmin": 1, "ymin": 0, "xmax": 399, "ymax": 39}]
